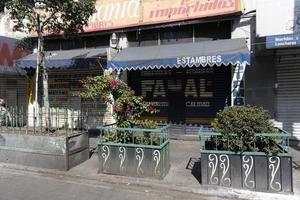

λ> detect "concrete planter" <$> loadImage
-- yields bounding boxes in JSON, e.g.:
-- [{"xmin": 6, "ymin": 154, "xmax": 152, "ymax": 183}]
[
  {"xmin": 201, "ymin": 153, "xmax": 293, "ymax": 193},
  {"xmin": 98, "ymin": 143, "xmax": 170, "ymax": 179},
  {"xmin": 97, "ymin": 125, "xmax": 170, "ymax": 179},
  {"xmin": 0, "ymin": 132, "xmax": 89, "ymax": 171}
]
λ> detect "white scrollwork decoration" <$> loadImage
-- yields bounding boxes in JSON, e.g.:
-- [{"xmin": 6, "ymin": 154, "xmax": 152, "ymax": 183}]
[
  {"xmin": 153, "ymin": 150, "xmax": 161, "ymax": 176},
  {"xmin": 136, "ymin": 148, "xmax": 144, "ymax": 175},
  {"xmin": 269, "ymin": 156, "xmax": 281, "ymax": 192},
  {"xmin": 119, "ymin": 147, "xmax": 126, "ymax": 173},
  {"xmin": 208, "ymin": 154, "xmax": 218, "ymax": 184},
  {"xmin": 242, "ymin": 155, "xmax": 255, "ymax": 189},
  {"xmin": 102, "ymin": 145, "xmax": 110, "ymax": 169},
  {"xmin": 219, "ymin": 155, "xmax": 231, "ymax": 186}
]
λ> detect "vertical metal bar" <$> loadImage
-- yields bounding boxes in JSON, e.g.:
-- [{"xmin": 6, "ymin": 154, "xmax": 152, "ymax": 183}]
[
  {"xmin": 33, "ymin": 107, "xmax": 36, "ymax": 134},
  {"xmin": 65, "ymin": 136, "xmax": 69, "ymax": 171},
  {"xmin": 40, "ymin": 107, "xmax": 42, "ymax": 134},
  {"xmin": 71, "ymin": 108, "xmax": 74, "ymax": 135},
  {"xmin": 57, "ymin": 108, "xmax": 60, "ymax": 131},
  {"xmin": 64, "ymin": 108, "xmax": 68, "ymax": 136}
]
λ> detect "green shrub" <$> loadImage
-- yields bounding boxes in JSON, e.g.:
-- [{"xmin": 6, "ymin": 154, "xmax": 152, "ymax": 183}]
[
  {"xmin": 100, "ymin": 120, "xmax": 161, "ymax": 146},
  {"xmin": 211, "ymin": 105, "xmax": 280, "ymax": 154},
  {"xmin": 137, "ymin": 119, "xmax": 158, "ymax": 129}
]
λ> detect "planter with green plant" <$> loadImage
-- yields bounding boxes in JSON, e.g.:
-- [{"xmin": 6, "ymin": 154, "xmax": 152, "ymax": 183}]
[
  {"xmin": 80, "ymin": 75, "xmax": 170, "ymax": 179},
  {"xmin": 199, "ymin": 105, "xmax": 293, "ymax": 193}
]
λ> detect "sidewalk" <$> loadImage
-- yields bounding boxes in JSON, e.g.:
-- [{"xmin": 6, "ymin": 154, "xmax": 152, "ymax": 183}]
[{"xmin": 0, "ymin": 139, "xmax": 299, "ymax": 200}]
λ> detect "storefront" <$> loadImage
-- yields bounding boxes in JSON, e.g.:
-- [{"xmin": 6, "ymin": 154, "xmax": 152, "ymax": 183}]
[
  {"xmin": 0, "ymin": 36, "xmax": 28, "ymax": 108},
  {"xmin": 14, "ymin": 48, "xmax": 114, "ymax": 127},
  {"xmin": 11, "ymin": 0, "xmax": 250, "ymax": 127},
  {"xmin": 108, "ymin": 38, "xmax": 250, "ymax": 124},
  {"xmin": 265, "ymin": 33, "xmax": 300, "ymax": 142}
]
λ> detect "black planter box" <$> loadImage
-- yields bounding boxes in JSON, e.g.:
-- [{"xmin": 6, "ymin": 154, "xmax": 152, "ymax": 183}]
[
  {"xmin": 98, "ymin": 143, "xmax": 170, "ymax": 179},
  {"xmin": 201, "ymin": 153, "xmax": 293, "ymax": 193}
]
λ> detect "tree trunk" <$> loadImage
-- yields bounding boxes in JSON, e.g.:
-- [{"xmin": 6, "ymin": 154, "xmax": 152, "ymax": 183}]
[
  {"xmin": 34, "ymin": 14, "xmax": 41, "ymax": 128},
  {"xmin": 41, "ymin": 43, "xmax": 50, "ymax": 130},
  {"xmin": 36, "ymin": 14, "xmax": 50, "ymax": 130}
]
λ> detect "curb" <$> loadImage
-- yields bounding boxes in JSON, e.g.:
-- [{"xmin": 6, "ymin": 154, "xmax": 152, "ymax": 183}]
[{"xmin": 0, "ymin": 162, "xmax": 297, "ymax": 200}]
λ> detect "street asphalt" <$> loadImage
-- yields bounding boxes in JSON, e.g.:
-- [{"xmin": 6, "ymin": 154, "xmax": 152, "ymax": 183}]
[
  {"xmin": 0, "ymin": 167, "xmax": 235, "ymax": 200},
  {"xmin": 0, "ymin": 139, "xmax": 299, "ymax": 200}
]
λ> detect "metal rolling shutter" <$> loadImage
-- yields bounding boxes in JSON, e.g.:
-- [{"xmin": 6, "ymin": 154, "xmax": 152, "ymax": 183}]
[
  {"xmin": 0, "ymin": 75, "xmax": 27, "ymax": 108},
  {"xmin": 276, "ymin": 49, "xmax": 300, "ymax": 140}
]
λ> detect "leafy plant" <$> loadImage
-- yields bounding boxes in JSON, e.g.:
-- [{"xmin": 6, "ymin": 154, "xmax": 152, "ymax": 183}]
[
  {"xmin": 137, "ymin": 119, "xmax": 158, "ymax": 129},
  {"xmin": 80, "ymin": 75, "xmax": 157, "ymax": 128},
  {"xmin": 5, "ymin": 0, "xmax": 96, "ymax": 34},
  {"xmin": 80, "ymin": 75, "xmax": 161, "ymax": 145},
  {"xmin": 211, "ymin": 105, "xmax": 281, "ymax": 154}
]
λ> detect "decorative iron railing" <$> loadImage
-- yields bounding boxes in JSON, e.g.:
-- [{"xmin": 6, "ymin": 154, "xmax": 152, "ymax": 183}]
[
  {"xmin": 97, "ymin": 125, "xmax": 170, "ymax": 179},
  {"xmin": 0, "ymin": 106, "xmax": 106, "ymax": 135},
  {"xmin": 199, "ymin": 127, "xmax": 291, "ymax": 156},
  {"xmin": 198, "ymin": 127, "xmax": 293, "ymax": 193}
]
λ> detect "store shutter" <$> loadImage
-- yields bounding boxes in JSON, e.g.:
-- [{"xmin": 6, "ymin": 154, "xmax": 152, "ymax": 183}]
[
  {"xmin": 276, "ymin": 49, "xmax": 300, "ymax": 140},
  {"xmin": 0, "ymin": 75, "xmax": 27, "ymax": 108}
]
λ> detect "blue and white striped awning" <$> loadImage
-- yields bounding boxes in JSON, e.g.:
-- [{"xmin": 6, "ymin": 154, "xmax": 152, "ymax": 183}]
[
  {"xmin": 108, "ymin": 38, "xmax": 250, "ymax": 71},
  {"xmin": 14, "ymin": 48, "xmax": 107, "ymax": 69}
]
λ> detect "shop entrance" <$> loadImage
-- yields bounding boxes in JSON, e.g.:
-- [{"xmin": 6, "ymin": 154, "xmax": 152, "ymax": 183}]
[{"xmin": 168, "ymin": 91, "xmax": 185, "ymax": 123}]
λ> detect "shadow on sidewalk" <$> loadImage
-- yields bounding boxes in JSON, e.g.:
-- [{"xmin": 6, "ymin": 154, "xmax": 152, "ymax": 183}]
[{"xmin": 186, "ymin": 157, "xmax": 202, "ymax": 184}]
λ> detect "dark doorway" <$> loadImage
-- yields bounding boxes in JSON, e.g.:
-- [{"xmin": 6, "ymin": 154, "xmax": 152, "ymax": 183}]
[{"xmin": 168, "ymin": 91, "xmax": 185, "ymax": 123}]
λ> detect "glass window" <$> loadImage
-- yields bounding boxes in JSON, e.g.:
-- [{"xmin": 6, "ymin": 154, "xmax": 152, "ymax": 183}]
[
  {"xmin": 194, "ymin": 21, "xmax": 231, "ymax": 42},
  {"xmin": 45, "ymin": 40, "xmax": 61, "ymax": 51},
  {"xmin": 127, "ymin": 30, "xmax": 159, "ymax": 47},
  {"xmin": 61, "ymin": 38, "xmax": 84, "ymax": 50},
  {"xmin": 85, "ymin": 35, "xmax": 110, "ymax": 48},
  {"xmin": 160, "ymin": 25, "xmax": 193, "ymax": 45}
]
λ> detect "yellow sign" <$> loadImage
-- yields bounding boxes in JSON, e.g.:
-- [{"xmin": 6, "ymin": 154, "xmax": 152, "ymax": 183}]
[
  {"xmin": 27, "ymin": 76, "xmax": 34, "ymax": 104},
  {"xmin": 85, "ymin": 0, "xmax": 241, "ymax": 32}
]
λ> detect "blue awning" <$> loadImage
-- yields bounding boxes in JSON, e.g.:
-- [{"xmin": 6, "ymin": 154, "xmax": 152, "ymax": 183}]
[
  {"xmin": 14, "ymin": 48, "xmax": 107, "ymax": 69},
  {"xmin": 108, "ymin": 39, "xmax": 250, "ymax": 71}
]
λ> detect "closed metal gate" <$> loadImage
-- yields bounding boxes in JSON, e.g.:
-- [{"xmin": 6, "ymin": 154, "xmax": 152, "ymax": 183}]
[
  {"xmin": 276, "ymin": 49, "xmax": 300, "ymax": 140},
  {"xmin": 0, "ymin": 75, "xmax": 27, "ymax": 107},
  {"xmin": 128, "ymin": 66, "xmax": 231, "ymax": 124}
]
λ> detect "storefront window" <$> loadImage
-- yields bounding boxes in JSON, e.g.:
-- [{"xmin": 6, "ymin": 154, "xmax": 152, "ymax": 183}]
[
  {"xmin": 160, "ymin": 25, "xmax": 193, "ymax": 45},
  {"xmin": 128, "ymin": 66, "xmax": 231, "ymax": 124},
  {"xmin": 194, "ymin": 21, "xmax": 231, "ymax": 41},
  {"xmin": 45, "ymin": 40, "xmax": 61, "ymax": 51},
  {"xmin": 127, "ymin": 30, "xmax": 159, "ymax": 47},
  {"xmin": 85, "ymin": 35, "xmax": 110, "ymax": 48},
  {"xmin": 61, "ymin": 39, "xmax": 84, "ymax": 50}
]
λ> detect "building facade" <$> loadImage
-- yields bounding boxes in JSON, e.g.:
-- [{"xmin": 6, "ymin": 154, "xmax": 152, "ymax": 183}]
[
  {"xmin": 0, "ymin": 6, "xmax": 29, "ymax": 108},
  {"xmin": 13, "ymin": 0, "xmax": 252, "ymax": 128},
  {"xmin": 252, "ymin": 0, "xmax": 300, "ymax": 143}
]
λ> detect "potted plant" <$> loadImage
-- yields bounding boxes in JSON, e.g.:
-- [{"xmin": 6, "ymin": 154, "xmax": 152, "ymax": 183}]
[
  {"xmin": 80, "ymin": 75, "xmax": 170, "ymax": 179},
  {"xmin": 199, "ymin": 105, "xmax": 293, "ymax": 193}
]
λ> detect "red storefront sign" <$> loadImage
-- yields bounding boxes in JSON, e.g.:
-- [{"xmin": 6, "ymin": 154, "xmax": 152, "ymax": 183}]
[{"xmin": 0, "ymin": 36, "xmax": 29, "ymax": 67}]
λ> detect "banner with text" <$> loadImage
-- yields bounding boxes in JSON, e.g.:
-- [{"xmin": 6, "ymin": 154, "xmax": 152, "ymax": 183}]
[{"xmin": 85, "ymin": 0, "xmax": 241, "ymax": 32}]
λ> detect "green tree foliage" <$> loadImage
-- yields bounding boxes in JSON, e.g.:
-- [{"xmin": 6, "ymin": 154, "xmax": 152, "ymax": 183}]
[
  {"xmin": 79, "ymin": 75, "xmax": 158, "ymax": 128},
  {"xmin": 5, "ymin": 0, "xmax": 96, "ymax": 34},
  {"xmin": 211, "ymin": 105, "xmax": 281, "ymax": 154},
  {"xmin": 80, "ymin": 75, "xmax": 160, "ymax": 145}
]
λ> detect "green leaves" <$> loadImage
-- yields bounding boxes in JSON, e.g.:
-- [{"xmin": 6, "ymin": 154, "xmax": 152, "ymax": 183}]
[
  {"xmin": 211, "ymin": 105, "xmax": 280, "ymax": 154},
  {"xmin": 5, "ymin": 0, "xmax": 96, "ymax": 35},
  {"xmin": 79, "ymin": 75, "xmax": 155, "ymax": 128}
]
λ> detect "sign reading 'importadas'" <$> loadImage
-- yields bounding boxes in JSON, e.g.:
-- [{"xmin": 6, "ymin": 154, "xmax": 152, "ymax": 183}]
[{"xmin": 85, "ymin": 0, "xmax": 241, "ymax": 32}]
